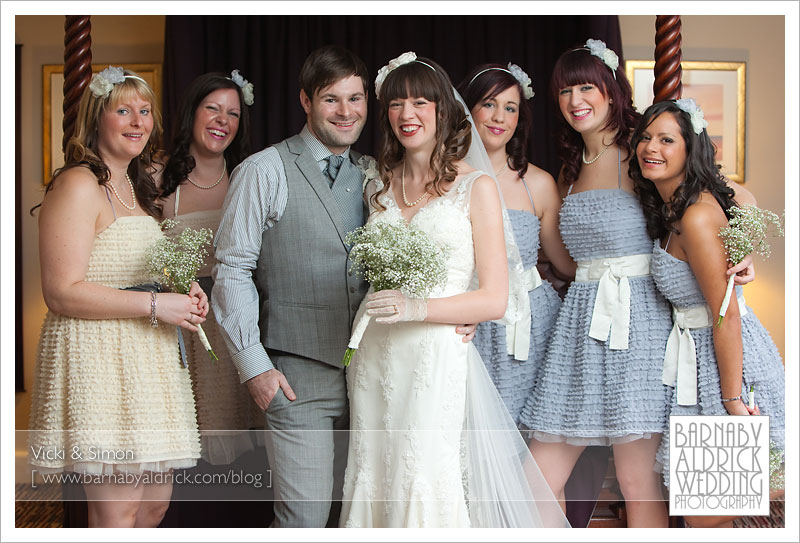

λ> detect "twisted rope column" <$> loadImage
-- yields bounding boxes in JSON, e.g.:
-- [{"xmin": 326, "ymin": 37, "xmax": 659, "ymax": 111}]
[
  {"xmin": 62, "ymin": 16, "xmax": 92, "ymax": 153},
  {"xmin": 653, "ymin": 15, "xmax": 682, "ymax": 102}
]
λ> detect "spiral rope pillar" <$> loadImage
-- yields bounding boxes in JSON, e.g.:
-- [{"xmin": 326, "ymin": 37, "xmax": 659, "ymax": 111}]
[
  {"xmin": 62, "ymin": 16, "xmax": 92, "ymax": 153},
  {"xmin": 653, "ymin": 15, "xmax": 682, "ymax": 102}
]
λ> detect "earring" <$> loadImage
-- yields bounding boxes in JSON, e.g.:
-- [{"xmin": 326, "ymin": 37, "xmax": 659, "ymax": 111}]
[{"xmin": 609, "ymin": 98, "xmax": 614, "ymax": 104}]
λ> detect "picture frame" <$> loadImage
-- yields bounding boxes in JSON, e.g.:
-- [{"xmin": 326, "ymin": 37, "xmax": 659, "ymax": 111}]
[
  {"xmin": 42, "ymin": 63, "xmax": 162, "ymax": 183},
  {"xmin": 625, "ymin": 60, "xmax": 746, "ymax": 183}
]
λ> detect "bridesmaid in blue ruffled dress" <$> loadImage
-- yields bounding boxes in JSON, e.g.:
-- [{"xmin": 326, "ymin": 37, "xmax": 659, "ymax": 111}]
[
  {"xmin": 521, "ymin": 41, "xmax": 757, "ymax": 528},
  {"xmin": 519, "ymin": 40, "xmax": 674, "ymax": 527},
  {"xmin": 457, "ymin": 64, "xmax": 575, "ymax": 424},
  {"xmin": 629, "ymin": 99, "xmax": 784, "ymax": 528}
]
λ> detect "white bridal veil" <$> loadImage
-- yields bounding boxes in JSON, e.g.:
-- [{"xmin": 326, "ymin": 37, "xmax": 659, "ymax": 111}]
[{"xmin": 454, "ymin": 88, "xmax": 570, "ymax": 529}]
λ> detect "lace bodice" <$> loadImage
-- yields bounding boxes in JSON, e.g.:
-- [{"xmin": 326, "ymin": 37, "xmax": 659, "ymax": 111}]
[{"xmin": 368, "ymin": 172, "xmax": 483, "ymax": 298}]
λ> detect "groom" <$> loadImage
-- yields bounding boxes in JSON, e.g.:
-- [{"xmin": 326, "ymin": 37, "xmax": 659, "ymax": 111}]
[{"xmin": 212, "ymin": 45, "xmax": 371, "ymax": 527}]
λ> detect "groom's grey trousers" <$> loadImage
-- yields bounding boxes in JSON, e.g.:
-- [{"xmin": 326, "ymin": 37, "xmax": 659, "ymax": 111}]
[
  {"xmin": 264, "ymin": 352, "xmax": 349, "ymax": 527},
  {"xmin": 256, "ymin": 136, "xmax": 366, "ymax": 527}
]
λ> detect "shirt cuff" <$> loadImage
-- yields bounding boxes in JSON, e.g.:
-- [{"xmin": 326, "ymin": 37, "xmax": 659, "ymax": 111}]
[{"xmin": 231, "ymin": 343, "xmax": 274, "ymax": 383}]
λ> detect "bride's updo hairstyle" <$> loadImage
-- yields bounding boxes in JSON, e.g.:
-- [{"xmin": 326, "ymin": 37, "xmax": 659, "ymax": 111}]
[
  {"xmin": 372, "ymin": 57, "xmax": 472, "ymax": 211},
  {"xmin": 551, "ymin": 45, "xmax": 639, "ymax": 185},
  {"xmin": 629, "ymin": 100, "xmax": 736, "ymax": 241},
  {"xmin": 457, "ymin": 63, "xmax": 532, "ymax": 180},
  {"xmin": 40, "ymin": 69, "xmax": 163, "ymax": 217}
]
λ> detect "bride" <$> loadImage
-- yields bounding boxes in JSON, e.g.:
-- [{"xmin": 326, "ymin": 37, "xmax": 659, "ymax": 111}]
[{"xmin": 340, "ymin": 53, "xmax": 569, "ymax": 529}]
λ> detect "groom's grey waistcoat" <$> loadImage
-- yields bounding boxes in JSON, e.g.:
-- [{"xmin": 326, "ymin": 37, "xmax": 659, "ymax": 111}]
[{"xmin": 257, "ymin": 134, "xmax": 368, "ymax": 367}]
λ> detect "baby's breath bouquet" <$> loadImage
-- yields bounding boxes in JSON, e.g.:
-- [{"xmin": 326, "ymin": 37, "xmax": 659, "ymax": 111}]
[
  {"xmin": 717, "ymin": 205, "xmax": 784, "ymax": 326},
  {"xmin": 147, "ymin": 219, "xmax": 218, "ymax": 361},
  {"xmin": 769, "ymin": 440, "xmax": 785, "ymax": 494},
  {"xmin": 342, "ymin": 218, "xmax": 448, "ymax": 366}
]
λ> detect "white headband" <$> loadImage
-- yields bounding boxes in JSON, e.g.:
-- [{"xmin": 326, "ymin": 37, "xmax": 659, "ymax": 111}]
[
  {"xmin": 468, "ymin": 63, "xmax": 534, "ymax": 100},
  {"xmin": 374, "ymin": 52, "xmax": 436, "ymax": 99},
  {"xmin": 89, "ymin": 66, "xmax": 149, "ymax": 98}
]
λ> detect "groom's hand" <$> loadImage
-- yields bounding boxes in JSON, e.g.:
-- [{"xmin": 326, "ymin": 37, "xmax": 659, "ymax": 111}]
[
  {"xmin": 246, "ymin": 369, "xmax": 297, "ymax": 410},
  {"xmin": 456, "ymin": 323, "xmax": 477, "ymax": 343}
]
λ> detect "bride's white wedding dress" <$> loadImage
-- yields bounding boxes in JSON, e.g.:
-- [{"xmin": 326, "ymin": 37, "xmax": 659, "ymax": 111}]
[{"xmin": 340, "ymin": 172, "xmax": 568, "ymax": 529}]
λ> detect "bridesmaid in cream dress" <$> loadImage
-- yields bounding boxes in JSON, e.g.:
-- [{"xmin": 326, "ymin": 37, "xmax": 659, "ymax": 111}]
[
  {"xmin": 29, "ymin": 67, "xmax": 206, "ymax": 528},
  {"xmin": 159, "ymin": 71, "xmax": 263, "ymax": 467}
]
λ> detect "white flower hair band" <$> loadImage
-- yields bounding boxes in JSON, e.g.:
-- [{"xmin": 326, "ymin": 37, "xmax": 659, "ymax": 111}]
[
  {"xmin": 374, "ymin": 52, "xmax": 436, "ymax": 100},
  {"xmin": 89, "ymin": 66, "xmax": 147, "ymax": 98},
  {"xmin": 230, "ymin": 69, "xmax": 255, "ymax": 106},
  {"xmin": 674, "ymin": 97, "xmax": 708, "ymax": 134},
  {"xmin": 468, "ymin": 63, "xmax": 535, "ymax": 100},
  {"xmin": 583, "ymin": 39, "xmax": 619, "ymax": 79}
]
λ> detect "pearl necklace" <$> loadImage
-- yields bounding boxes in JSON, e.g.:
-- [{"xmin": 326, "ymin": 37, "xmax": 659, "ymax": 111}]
[
  {"xmin": 496, "ymin": 155, "xmax": 510, "ymax": 177},
  {"xmin": 582, "ymin": 143, "xmax": 612, "ymax": 165},
  {"xmin": 186, "ymin": 159, "xmax": 226, "ymax": 190},
  {"xmin": 109, "ymin": 173, "xmax": 137, "ymax": 210},
  {"xmin": 401, "ymin": 159, "xmax": 429, "ymax": 207}
]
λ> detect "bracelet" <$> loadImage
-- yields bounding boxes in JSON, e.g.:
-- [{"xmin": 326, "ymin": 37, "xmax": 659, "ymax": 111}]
[
  {"xmin": 721, "ymin": 395, "xmax": 742, "ymax": 403},
  {"xmin": 150, "ymin": 292, "xmax": 158, "ymax": 328}
]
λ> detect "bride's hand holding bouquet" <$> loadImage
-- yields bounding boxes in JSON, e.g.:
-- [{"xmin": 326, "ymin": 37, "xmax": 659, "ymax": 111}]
[{"xmin": 342, "ymin": 219, "xmax": 449, "ymax": 366}]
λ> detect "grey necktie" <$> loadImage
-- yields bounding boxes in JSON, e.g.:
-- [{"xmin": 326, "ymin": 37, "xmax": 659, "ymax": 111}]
[
  {"xmin": 326, "ymin": 154, "xmax": 344, "ymax": 186},
  {"xmin": 328, "ymin": 155, "xmax": 364, "ymax": 237}
]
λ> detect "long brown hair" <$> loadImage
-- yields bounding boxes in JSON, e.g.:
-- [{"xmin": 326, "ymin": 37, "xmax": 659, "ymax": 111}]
[
  {"xmin": 371, "ymin": 57, "xmax": 471, "ymax": 211},
  {"xmin": 34, "ymin": 69, "xmax": 163, "ymax": 217}
]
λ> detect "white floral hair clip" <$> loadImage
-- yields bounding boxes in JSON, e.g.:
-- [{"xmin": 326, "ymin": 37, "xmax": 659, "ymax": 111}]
[
  {"xmin": 89, "ymin": 66, "xmax": 147, "ymax": 98},
  {"xmin": 507, "ymin": 63, "xmax": 534, "ymax": 99},
  {"xmin": 468, "ymin": 63, "xmax": 535, "ymax": 100},
  {"xmin": 674, "ymin": 97, "xmax": 708, "ymax": 134},
  {"xmin": 230, "ymin": 69, "xmax": 255, "ymax": 106},
  {"xmin": 583, "ymin": 39, "xmax": 619, "ymax": 79},
  {"xmin": 375, "ymin": 52, "xmax": 436, "ymax": 100}
]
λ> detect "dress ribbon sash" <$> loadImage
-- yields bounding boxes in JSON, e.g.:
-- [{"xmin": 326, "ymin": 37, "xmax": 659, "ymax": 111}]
[
  {"xmin": 505, "ymin": 266, "xmax": 543, "ymax": 361},
  {"xmin": 575, "ymin": 253, "xmax": 651, "ymax": 350},
  {"xmin": 662, "ymin": 295, "xmax": 747, "ymax": 406}
]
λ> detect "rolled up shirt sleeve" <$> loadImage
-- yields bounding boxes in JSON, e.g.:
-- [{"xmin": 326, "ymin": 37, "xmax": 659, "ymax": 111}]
[{"xmin": 211, "ymin": 148, "xmax": 288, "ymax": 383}]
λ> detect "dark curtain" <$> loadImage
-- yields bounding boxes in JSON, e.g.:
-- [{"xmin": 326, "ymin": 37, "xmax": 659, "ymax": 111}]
[{"xmin": 163, "ymin": 15, "xmax": 623, "ymax": 178}]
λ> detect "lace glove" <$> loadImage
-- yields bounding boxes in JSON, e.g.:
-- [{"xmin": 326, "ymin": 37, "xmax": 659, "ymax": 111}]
[{"xmin": 365, "ymin": 289, "xmax": 427, "ymax": 324}]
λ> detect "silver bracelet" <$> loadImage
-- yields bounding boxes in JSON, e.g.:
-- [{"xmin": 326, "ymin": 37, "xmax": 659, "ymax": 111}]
[
  {"xmin": 150, "ymin": 292, "xmax": 158, "ymax": 328},
  {"xmin": 721, "ymin": 394, "xmax": 742, "ymax": 403}
]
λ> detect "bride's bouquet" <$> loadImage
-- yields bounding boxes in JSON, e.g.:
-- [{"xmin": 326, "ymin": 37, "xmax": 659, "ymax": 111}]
[
  {"xmin": 717, "ymin": 205, "xmax": 784, "ymax": 326},
  {"xmin": 147, "ymin": 219, "xmax": 218, "ymax": 361},
  {"xmin": 342, "ymin": 219, "xmax": 449, "ymax": 366}
]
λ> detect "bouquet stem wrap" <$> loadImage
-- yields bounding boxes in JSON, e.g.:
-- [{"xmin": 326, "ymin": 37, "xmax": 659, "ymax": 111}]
[{"xmin": 343, "ymin": 295, "xmax": 370, "ymax": 366}]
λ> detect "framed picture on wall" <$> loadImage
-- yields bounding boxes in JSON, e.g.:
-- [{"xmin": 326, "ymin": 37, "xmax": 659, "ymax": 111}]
[
  {"xmin": 625, "ymin": 60, "xmax": 746, "ymax": 183},
  {"xmin": 42, "ymin": 63, "xmax": 162, "ymax": 184}
]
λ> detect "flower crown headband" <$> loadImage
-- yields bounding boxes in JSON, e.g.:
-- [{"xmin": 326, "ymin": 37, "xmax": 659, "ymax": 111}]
[
  {"xmin": 89, "ymin": 66, "xmax": 148, "ymax": 98},
  {"xmin": 374, "ymin": 52, "xmax": 437, "ymax": 100},
  {"xmin": 468, "ymin": 63, "xmax": 535, "ymax": 100},
  {"xmin": 674, "ymin": 97, "xmax": 708, "ymax": 134},
  {"xmin": 228, "ymin": 69, "xmax": 255, "ymax": 106},
  {"xmin": 574, "ymin": 39, "xmax": 619, "ymax": 80}
]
